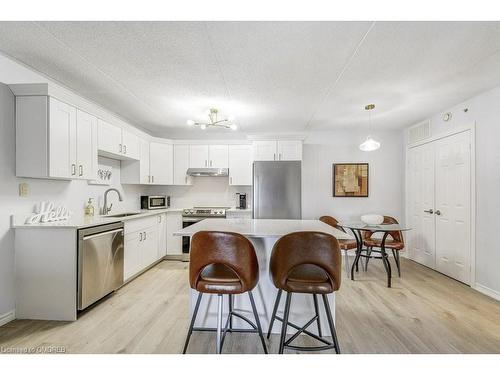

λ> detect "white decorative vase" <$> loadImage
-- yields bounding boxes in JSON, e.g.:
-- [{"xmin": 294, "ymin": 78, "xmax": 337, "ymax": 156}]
[{"xmin": 361, "ymin": 214, "xmax": 384, "ymax": 225}]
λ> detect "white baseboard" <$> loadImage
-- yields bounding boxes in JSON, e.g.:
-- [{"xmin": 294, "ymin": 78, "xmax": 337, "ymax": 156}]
[
  {"xmin": 474, "ymin": 283, "xmax": 500, "ymax": 301},
  {"xmin": 0, "ymin": 309, "xmax": 15, "ymax": 326}
]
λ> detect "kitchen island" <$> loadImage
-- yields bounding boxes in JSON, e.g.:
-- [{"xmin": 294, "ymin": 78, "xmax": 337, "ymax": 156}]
[{"xmin": 174, "ymin": 218, "xmax": 352, "ymax": 334}]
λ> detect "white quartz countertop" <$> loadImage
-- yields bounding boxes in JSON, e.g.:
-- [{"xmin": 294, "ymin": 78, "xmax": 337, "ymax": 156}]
[
  {"xmin": 12, "ymin": 208, "xmax": 183, "ymax": 229},
  {"xmin": 226, "ymin": 207, "xmax": 252, "ymax": 213},
  {"xmin": 173, "ymin": 218, "xmax": 352, "ymax": 239}
]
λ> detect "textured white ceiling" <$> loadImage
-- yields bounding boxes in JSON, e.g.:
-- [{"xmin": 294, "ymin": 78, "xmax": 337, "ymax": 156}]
[{"xmin": 1, "ymin": 21, "xmax": 500, "ymax": 138}]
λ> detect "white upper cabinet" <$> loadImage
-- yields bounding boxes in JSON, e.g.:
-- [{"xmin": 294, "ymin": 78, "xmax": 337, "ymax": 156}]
[
  {"xmin": 49, "ymin": 98, "xmax": 77, "ymax": 179},
  {"xmin": 253, "ymin": 140, "xmax": 277, "ymax": 161},
  {"xmin": 15, "ymin": 96, "xmax": 97, "ymax": 180},
  {"xmin": 208, "ymin": 145, "xmax": 229, "ymax": 168},
  {"xmin": 139, "ymin": 139, "xmax": 151, "ymax": 184},
  {"xmin": 122, "ymin": 130, "xmax": 140, "ymax": 160},
  {"xmin": 97, "ymin": 119, "xmax": 140, "ymax": 161},
  {"xmin": 150, "ymin": 142, "xmax": 173, "ymax": 185},
  {"xmin": 277, "ymin": 140, "xmax": 302, "ymax": 161},
  {"xmin": 97, "ymin": 119, "xmax": 122, "ymax": 156},
  {"xmin": 189, "ymin": 145, "xmax": 209, "ymax": 168},
  {"xmin": 173, "ymin": 145, "xmax": 192, "ymax": 185},
  {"xmin": 189, "ymin": 144, "xmax": 228, "ymax": 168},
  {"xmin": 75, "ymin": 109, "xmax": 97, "ymax": 180},
  {"xmin": 228, "ymin": 145, "xmax": 253, "ymax": 185},
  {"xmin": 253, "ymin": 140, "xmax": 302, "ymax": 161}
]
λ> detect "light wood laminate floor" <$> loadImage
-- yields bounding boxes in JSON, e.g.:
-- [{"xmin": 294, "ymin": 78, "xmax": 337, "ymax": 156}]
[{"xmin": 1, "ymin": 258, "xmax": 499, "ymax": 354}]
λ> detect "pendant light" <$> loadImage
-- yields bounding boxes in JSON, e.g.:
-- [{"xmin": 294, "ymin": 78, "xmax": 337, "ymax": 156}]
[{"xmin": 359, "ymin": 104, "xmax": 380, "ymax": 152}]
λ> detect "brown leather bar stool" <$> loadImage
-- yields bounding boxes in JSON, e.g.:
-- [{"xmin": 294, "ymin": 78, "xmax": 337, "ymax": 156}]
[
  {"xmin": 363, "ymin": 216, "xmax": 404, "ymax": 276},
  {"xmin": 182, "ymin": 231, "xmax": 268, "ymax": 354},
  {"xmin": 267, "ymin": 231, "xmax": 341, "ymax": 354},
  {"xmin": 319, "ymin": 215, "xmax": 359, "ymax": 274}
]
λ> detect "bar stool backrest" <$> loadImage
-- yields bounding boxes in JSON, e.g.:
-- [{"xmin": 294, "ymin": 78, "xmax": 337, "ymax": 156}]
[
  {"xmin": 270, "ymin": 231, "xmax": 341, "ymax": 292},
  {"xmin": 190, "ymin": 231, "xmax": 259, "ymax": 293}
]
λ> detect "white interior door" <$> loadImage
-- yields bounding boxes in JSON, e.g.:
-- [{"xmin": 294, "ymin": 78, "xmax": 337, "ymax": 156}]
[
  {"xmin": 408, "ymin": 142, "xmax": 436, "ymax": 268},
  {"xmin": 435, "ymin": 131, "xmax": 471, "ymax": 284}
]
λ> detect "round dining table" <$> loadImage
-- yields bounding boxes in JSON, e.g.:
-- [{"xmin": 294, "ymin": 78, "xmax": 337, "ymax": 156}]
[{"xmin": 338, "ymin": 222, "xmax": 411, "ymax": 288}]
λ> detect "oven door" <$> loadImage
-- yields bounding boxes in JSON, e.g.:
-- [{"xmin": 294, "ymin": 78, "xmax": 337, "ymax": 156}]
[{"xmin": 182, "ymin": 218, "xmax": 201, "ymax": 254}]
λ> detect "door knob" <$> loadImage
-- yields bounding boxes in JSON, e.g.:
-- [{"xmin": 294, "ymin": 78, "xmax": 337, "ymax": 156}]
[
  {"xmin": 424, "ymin": 209, "xmax": 433, "ymax": 214},
  {"xmin": 435, "ymin": 210, "xmax": 441, "ymax": 216}
]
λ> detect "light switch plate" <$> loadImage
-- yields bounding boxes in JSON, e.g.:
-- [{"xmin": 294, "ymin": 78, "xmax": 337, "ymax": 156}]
[{"xmin": 19, "ymin": 183, "xmax": 29, "ymax": 197}]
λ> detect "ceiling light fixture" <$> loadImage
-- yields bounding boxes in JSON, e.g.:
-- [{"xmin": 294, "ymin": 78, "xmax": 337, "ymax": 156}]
[
  {"xmin": 359, "ymin": 104, "xmax": 380, "ymax": 152},
  {"xmin": 187, "ymin": 108, "xmax": 237, "ymax": 130}
]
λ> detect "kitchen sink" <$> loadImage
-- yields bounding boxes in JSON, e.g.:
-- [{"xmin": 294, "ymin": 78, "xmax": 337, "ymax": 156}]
[{"xmin": 104, "ymin": 212, "xmax": 141, "ymax": 218}]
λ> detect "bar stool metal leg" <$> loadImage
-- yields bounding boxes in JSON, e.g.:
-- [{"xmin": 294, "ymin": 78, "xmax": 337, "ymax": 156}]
[
  {"xmin": 248, "ymin": 291, "xmax": 268, "ymax": 354},
  {"xmin": 216, "ymin": 294, "xmax": 223, "ymax": 354},
  {"xmin": 182, "ymin": 292, "xmax": 203, "ymax": 354},
  {"xmin": 278, "ymin": 292, "xmax": 292, "ymax": 354},
  {"xmin": 365, "ymin": 247, "xmax": 372, "ymax": 271},
  {"xmin": 267, "ymin": 289, "xmax": 282, "ymax": 338},
  {"xmin": 321, "ymin": 294, "xmax": 340, "ymax": 354},
  {"xmin": 312, "ymin": 294, "xmax": 322, "ymax": 337},
  {"xmin": 228, "ymin": 294, "xmax": 233, "ymax": 329}
]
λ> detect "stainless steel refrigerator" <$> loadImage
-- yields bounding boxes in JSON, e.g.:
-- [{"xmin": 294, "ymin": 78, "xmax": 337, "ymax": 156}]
[{"xmin": 252, "ymin": 161, "xmax": 301, "ymax": 219}]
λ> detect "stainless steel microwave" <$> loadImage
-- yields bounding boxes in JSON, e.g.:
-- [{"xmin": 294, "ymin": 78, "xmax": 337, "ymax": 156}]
[{"xmin": 141, "ymin": 195, "xmax": 170, "ymax": 210}]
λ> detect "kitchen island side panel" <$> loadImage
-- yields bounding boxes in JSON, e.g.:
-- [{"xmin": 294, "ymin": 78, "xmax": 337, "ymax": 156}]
[{"xmin": 15, "ymin": 228, "xmax": 77, "ymax": 321}]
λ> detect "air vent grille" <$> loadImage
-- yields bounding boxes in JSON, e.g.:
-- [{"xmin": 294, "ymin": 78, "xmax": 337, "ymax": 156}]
[{"xmin": 408, "ymin": 120, "xmax": 431, "ymax": 145}]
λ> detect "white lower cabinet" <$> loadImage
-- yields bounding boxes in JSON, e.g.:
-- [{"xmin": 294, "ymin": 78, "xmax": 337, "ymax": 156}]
[
  {"xmin": 166, "ymin": 211, "xmax": 182, "ymax": 256},
  {"xmin": 124, "ymin": 216, "xmax": 160, "ymax": 281},
  {"xmin": 158, "ymin": 213, "xmax": 167, "ymax": 258}
]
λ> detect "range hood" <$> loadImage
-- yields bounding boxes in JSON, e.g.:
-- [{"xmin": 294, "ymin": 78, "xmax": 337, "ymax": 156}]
[{"xmin": 186, "ymin": 168, "xmax": 229, "ymax": 177}]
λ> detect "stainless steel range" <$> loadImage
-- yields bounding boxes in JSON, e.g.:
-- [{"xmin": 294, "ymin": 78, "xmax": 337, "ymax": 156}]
[{"xmin": 182, "ymin": 207, "xmax": 229, "ymax": 256}]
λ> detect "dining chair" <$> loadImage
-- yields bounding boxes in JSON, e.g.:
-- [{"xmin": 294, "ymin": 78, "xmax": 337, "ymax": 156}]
[
  {"xmin": 363, "ymin": 216, "xmax": 404, "ymax": 276},
  {"xmin": 319, "ymin": 216, "xmax": 358, "ymax": 274}
]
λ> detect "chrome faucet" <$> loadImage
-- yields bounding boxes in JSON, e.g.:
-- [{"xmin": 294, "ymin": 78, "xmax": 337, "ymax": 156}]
[{"xmin": 102, "ymin": 188, "xmax": 123, "ymax": 215}]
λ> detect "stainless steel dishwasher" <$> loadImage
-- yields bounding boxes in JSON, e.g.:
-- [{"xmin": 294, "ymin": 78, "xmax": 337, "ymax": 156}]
[{"xmin": 78, "ymin": 222, "xmax": 124, "ymax": 310}]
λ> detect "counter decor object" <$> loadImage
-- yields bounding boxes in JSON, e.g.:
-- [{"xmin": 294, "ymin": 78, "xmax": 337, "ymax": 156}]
[
  {"xmin": 361, "ymin": 214, "xmax": 384, "ymax": 225},
  {"xmin": 84, "ymin": 198, "xmax": 95, "ymax": 217},
  {"xmin": 24, "ymin": 201, "xmax": 72, "ymax": 224}
]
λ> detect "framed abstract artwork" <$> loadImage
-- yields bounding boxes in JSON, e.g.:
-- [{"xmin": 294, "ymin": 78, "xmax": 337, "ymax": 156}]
[{"xmin": 333, "ymin": 163, "xmax": 369, "ymax": 197}]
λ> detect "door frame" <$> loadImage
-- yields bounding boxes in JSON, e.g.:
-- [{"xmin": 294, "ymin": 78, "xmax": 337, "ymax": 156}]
[{"xmin": 405, "ymin": 122, "xmax": 476, "ymax": 287}]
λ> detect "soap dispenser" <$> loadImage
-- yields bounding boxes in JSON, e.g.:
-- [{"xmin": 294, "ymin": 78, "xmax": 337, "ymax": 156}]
[{"xmin": 84, "ymin": 198, "xmax": 95, "ymax": 217}]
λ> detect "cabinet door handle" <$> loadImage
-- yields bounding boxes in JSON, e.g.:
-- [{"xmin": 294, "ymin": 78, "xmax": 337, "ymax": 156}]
[
  {"xmin": 139, "ymin": 232, "xmax": 143, "ymax": 241},
  {"xmin": 79, "ymin": 165, "xmax": 83, "ymax": 177},
  {"xmin": 273, "ymin": 153, "xmax": 276, "ymax": 161},
  {"xmin": 148, "ymin": 175, "xmax": 151, "ymax": 183},
  {"xmin": 435, "ymin": 210, "xmax": 441, "ymax": 216},
  {"xmin": 205, "ymin": 160, "xmax": 208, "ymax": 167},
  {"xmin": 71, "ymin": 164, "xmax": 76, "ymax": 176},
  {"xmin": 424, "ymin": 209, "xmax": 433, "ymax": 214},
  {"xmin": 210, "ymin": 160, "xmax": 213, "ymax": 167},
  {"xmin": 144, "ymin": 231, "xmax": 147, "ymax": 241},
  {"xmin": 123, "ymin": 144, "xmax": 127, "ymax": 154},
  {"xmin": 119, "ymin": 144, "xmax": 122, "ymax": 153},
  {"xmin": 152, "ymin": 175, "xmax": 154, "ymax": 183}
]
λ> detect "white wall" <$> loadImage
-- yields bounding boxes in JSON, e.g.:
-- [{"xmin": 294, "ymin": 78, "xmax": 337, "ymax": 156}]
[
  {"xmin": 416, "ymin": 85, "xmax": 500, "ymax": 297},
  {"xmin": 302, "ymin": 129, "xmax": 404, "ymax": 223},
  {"xmin": 146, "ymin": 178, "xmax": 252, "ymax": 209}
]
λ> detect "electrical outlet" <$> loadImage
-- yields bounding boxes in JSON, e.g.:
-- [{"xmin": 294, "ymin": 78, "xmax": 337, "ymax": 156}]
[{"xmin": 19, "ymin": 183, "xmax": 29, "ymax": 197}]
